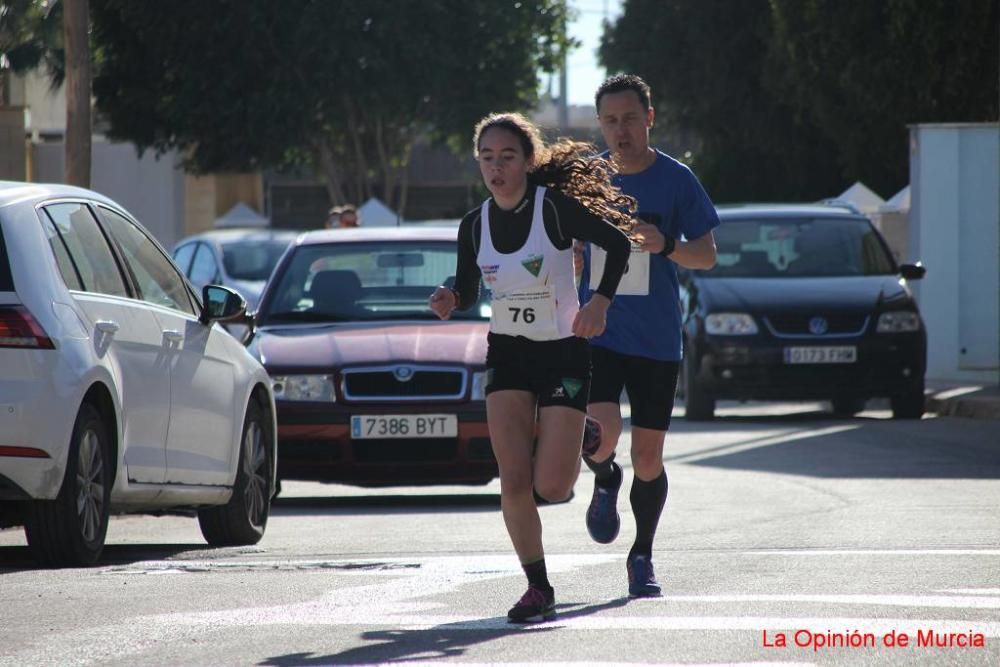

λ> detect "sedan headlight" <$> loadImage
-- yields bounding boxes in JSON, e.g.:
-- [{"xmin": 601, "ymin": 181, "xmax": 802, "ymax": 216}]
[
  {"xmin": 705, "ymin": 313, "xmax": 758, "ymax": 335},
  {"xmin": 271, "ymin": 375, "xmax": 336, "ymax": 402},
  {"xmin": 877, "ymin": 311, "xmax": 921, "ymax": 333},
  {"xmin": 471, "ymin": 370, "xmax": 489, "ymax": 400}
]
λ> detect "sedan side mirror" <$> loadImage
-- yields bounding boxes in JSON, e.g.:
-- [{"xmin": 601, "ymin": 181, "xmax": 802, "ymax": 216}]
[
  {"xmin": 899, "ymin": 263, "xmax": 926, "ymax": 281},
  {"xmin": 200, "ymin": 285, "xmax": 248, "ymax": 325}
]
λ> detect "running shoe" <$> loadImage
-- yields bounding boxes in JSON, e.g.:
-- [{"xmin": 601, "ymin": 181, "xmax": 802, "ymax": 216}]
[
  {"xmin": 627, "ymin": 553, "xmax": 663, "ymax": 598},
  {"xmin": 585, "ymin": 461, "xmax": 621, "ymax": 544},
  {"xmin": 581, "ymin": 416, "xmax": 603, "ymax": 459},
  {"xmin": 507, "ymin": 585, "xmax": 556, "ymax": 623}
]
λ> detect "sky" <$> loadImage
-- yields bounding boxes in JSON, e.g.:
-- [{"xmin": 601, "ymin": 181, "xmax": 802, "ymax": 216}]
[{"xmin": 559, "ymin": 0, "xmax": 623, "ymax": 107}]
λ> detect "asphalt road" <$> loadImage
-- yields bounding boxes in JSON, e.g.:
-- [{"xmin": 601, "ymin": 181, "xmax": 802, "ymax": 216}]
[{"xmin": 1, "ymin": 400, "xmax": 998, "ymax": 666}]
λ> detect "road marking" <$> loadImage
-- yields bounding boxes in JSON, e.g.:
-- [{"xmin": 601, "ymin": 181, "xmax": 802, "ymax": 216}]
[
  {"xmin": 745, "ymin": 549, "xmax": 1000, "ymax": 556},
  {"xmin": 6, "ymin": 553, "xmax": 998, "ymax": 666},
  {"xmin": 668, "ymin": 425, "xmax": 859, "ymax": 464}
]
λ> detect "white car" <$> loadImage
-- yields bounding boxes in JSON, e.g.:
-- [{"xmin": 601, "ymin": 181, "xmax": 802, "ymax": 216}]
[{"xmin": 0, "ymin": 181, "xmax": 277, "ymax": 566}]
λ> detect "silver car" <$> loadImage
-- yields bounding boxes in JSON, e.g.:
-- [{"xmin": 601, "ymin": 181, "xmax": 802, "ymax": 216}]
[
  {"xmin": 0, "ymin": 181, "xmax": 277, "ymax": 567},
  {"xmin": 172, "ymin": 229, "xmax": 299, "ymax": 310}
]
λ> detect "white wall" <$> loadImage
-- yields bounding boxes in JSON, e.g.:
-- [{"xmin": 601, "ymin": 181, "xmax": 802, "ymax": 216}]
[
  {"xmin": 909, "ymin": 123, "xmax": 999, "ymax": 384},
  {"xmin": 32, "ymin": 141, "xmax": 187, "ymax": 248}
]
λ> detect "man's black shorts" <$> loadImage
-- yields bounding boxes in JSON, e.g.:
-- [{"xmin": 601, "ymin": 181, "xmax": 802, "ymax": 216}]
[
  {"xmin": 589, "ymin": 344, "xmax": 680, "ymax": 431},
  {"xmin": 485, "ymin": 333, "xmax": 591, "ymax": 413}
]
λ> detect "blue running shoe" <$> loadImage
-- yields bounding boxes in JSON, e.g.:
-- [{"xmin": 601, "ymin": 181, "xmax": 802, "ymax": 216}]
[
  {"xmin": 627, "ymin": 554, "xmax": 663, "ymax": 598},
  {"xmin": 507, "ymin": 585, "xmax": 556, "ymax": 623},
  {"xmin": 585, "ymin": 461, "xmax": 621, "ymax": 544}
]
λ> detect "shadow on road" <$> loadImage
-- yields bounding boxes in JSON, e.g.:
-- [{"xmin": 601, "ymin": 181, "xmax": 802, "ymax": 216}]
[
  {"xmin": 668, "ymin": 412, "xmax": 1000, "ymax": 479},
  {"xmin": 272, "ymin": 492, "xmax": 502, "ymax": 517},
  {"xmin": 260, "ymin": 597, "xmax": 630, "ymax": 665},
  {"xmin": 0, "ymin": 542, "xmax": 210, "ymax": 572}
]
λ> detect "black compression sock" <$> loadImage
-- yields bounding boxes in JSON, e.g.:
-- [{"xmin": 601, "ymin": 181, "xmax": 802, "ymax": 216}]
[
  {"xmin": 522, "ymin": 558, "xmax": 552, "ymax": 593},
  {"xmin": 629, "ymin": 469, "xmax": 668, "ymax": 559},
  {"xmin": 585, "ymin": 452, "xmax": 620, "ymax": 487}
]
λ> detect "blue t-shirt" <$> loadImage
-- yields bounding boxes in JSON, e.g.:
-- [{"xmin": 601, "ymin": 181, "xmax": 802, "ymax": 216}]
[{"xmin": 580, "ymin": 149, "xmax": 720, "ymax": 361}]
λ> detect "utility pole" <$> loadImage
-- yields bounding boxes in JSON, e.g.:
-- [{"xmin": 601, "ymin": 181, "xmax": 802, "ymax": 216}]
[
  {"xmin": 63, "ymin": 0, "xmax": 91, "ymax": 188},
  {"xmin": 558, "ymin": 11, "xmax": 569, "ymax": 134}
]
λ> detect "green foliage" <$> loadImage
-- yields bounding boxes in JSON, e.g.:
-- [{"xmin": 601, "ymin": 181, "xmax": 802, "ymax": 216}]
[
  {"xmin": 1, "ymin": 0, "xmax": 64, "ymax": 89},
  {"xmin": 600, "ymin": 0, "xmax": 999, "ymax": 202},
  {"xmin": 90, "ymin": 0, "xmax": 569, "ymax": 210}
]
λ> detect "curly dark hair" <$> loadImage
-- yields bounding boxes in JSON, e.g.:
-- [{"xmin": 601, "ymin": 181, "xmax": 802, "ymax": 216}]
[{"xmin": 472, "ymin": 112, "xmax": 636, "ymax": 234}]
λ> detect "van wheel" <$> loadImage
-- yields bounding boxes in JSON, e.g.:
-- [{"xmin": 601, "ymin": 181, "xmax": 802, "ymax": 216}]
[
  {"xmin": 683, "ymin": 355, "xmax": 715, "ymax": 421},
  {"xmin": 198, "ymin": 398, "xmax": 272, "ymax": 546},
  {"xmin": 24, "ymin": 403, "xmax": 111, "ymax": 567},
  {"xmin": 831, "ymin": 396, "xmax": 866, "ymax": 416},
  {"xmin": 891, "ymin": 381, "xmax": 925, "ymax": 419}
]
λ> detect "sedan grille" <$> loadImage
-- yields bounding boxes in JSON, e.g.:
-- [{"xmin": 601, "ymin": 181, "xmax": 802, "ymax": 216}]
[
  {"xmin": 342, "ymin": 365, "xmax": 467, "ymax": 401},
  {"xmin": 763, "ymin": 313, "xmax": 869, "ymax": 338}
]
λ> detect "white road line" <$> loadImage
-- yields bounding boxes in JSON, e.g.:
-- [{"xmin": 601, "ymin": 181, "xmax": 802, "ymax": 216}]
[
  {"xmin": 669, "ymin": 425, "xmax": 859, "ymax": 464},
  {"xmin": 745, "ymin": 549, "xmax": 1000, "ymax": 556},
  {"xmin": 936, "ymin": 588, "xmax": 1000, "ymax": 595},
  {"xmin": 646, "ymin": 594, "xmax": 1000, "ymax": 608}
]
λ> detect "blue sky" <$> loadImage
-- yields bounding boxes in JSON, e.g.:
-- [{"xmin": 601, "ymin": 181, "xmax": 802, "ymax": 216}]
[{"xmin": 558, "ymin": 0, "xmax": 623, "ymax": 106}]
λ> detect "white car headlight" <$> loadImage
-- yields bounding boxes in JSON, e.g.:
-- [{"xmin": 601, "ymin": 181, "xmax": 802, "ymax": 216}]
[
  {"xmin": 271, "ymin": 375, "xmax": 336, "ymax": 402},
  {"xmin": 877, "ymin": 311, "xmax": 921, "ymax": 333},
  {"xmin": 705, "ymin": 313, "xmax": 758, "ymax": 335},
  {"xmin": 471, "ymin": 370, "xmax": 489, "ymax": 400}
]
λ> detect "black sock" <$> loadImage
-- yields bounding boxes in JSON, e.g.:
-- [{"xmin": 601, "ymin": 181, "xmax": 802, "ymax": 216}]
[
  {"xmin": 585, "ymin": 453, "xmax": 620, "ymax": 487},
  {"xmin": 522, "ymin": 558, "xmax": 552, "ymax": 593},
  {"xmin": 628, "ymin": 469, "xmax": 668, "ymax": 559}
]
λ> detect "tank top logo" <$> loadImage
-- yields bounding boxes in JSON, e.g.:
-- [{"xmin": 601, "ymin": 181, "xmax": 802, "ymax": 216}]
[
  {"xmin": 480, "ymin": 263, "xmax": 500, "ymax": 285},
  {"xmin": 521, "ymin": 254, "xmax": 544, "ymax": 277}
]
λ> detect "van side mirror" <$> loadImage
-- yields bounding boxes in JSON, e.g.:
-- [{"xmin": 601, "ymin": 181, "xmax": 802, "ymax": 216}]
[{"xmin": 899, "ymin": 263, "xmax": 926, "ymax": 280}]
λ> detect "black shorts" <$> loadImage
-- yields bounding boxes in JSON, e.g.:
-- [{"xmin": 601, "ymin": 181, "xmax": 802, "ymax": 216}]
[
  {"xmin": 589, "ymin": 344, "xmax": 679, "ymax": 431},
  {"xmin": 485, "ymin": 333, "xmax": 591, "ymax": 413}
]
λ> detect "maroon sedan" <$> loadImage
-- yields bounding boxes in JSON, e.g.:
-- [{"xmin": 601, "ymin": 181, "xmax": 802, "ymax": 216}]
[{"xmin": 245, "ymin": 227, "xmax": 496, "ymax": 486}]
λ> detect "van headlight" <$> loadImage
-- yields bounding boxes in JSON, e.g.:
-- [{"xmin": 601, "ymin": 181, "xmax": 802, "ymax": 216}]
[
  {"xmin": 705, "ymin": 313, "xmax": 758, "ymax": 335},
  {"xmin": 271, "ymin": 375, "xmax": 336, "ymax": 402},
  {"xmin": 877, "ymin": 311, "xmax": 921, "ymax": 333},
  {"xmin": 471, "ymin": 370, "xmax": 489, "ymax": 400}
]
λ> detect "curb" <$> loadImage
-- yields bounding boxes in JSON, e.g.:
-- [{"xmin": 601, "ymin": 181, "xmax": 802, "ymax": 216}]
[{"xmin": 925, "ymin": 386, "xmax": 1000, "ymax": 420}]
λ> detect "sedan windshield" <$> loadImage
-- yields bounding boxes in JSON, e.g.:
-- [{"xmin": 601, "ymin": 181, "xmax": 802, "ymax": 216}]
[
  {"xmin": 261, "ymin": 240, "xmax": 489, "ymax": 323},
  {"xmin": 702, "ymin": 217, "xmax": 896, "ymax": 278},
  {"xmin": 221, "ymin": 239, "xmax": 292, "ymax": 281}
]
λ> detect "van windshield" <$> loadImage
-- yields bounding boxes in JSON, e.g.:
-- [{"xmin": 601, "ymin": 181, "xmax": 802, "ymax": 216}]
[{"xmin": 701, "ymin": 217, "xmax": 897, "ymax": 278}]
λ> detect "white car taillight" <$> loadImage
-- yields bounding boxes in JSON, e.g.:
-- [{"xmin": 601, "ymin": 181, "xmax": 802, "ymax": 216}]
[{"xmin": 0, "ymin": 306, "xmax": 55, "ymax": 349}]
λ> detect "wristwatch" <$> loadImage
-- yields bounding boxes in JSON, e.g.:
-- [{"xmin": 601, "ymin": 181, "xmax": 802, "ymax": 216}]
[{"xmin": 658, "ymin": 235, "xmax": 676, "ymax": 258}]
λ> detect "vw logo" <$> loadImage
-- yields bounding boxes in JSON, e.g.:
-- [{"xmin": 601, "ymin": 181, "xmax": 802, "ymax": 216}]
[
  {"xmin": 808, "ymin": 316, "xmax": 829, "ymax": 335},
  {"xmin": 393, "ymin": 366, "xmax": 415, "ymax": 382}
]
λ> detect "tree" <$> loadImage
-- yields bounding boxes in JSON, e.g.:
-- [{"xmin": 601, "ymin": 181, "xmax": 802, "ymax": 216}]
[
  {"xmin": 769, "ymin": 0, "xmax": 999, "ymax": 195},
  {"xmin": 0, "ymin": 0, "xmax": 63, "ymax": 107},
  {"xmin": 599, "ymin": 0, "xmax": 842, "ymax": 203},
  {"xmin": 89, "ymin": 0, "xmax": 570, "ymax": 214},
  {"xmin": 600, "ymin": 0, "xmax": 999, "ymax": 201}
]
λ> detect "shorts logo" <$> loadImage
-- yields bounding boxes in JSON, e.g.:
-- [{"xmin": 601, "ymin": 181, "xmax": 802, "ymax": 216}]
[
  {"xmin": 561, "ymin": 377, "xmax": 583, "ymax": 398},
  {"xmin": 550, "ymin": 385, "xmax": 565, "ymax": 398},
  {"xmin": 521, "ymin": 254, "xmax": 544, "ymax": 277}
]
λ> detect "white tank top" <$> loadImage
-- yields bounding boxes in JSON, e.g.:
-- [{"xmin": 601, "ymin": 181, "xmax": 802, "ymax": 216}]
[{"xmin": 477, "ymin": 186, "xmax": 579, "ymax": 341}]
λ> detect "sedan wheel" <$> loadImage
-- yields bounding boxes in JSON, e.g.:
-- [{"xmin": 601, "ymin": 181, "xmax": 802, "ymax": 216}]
[
  {"xmin": 198, "ymin": 398, "xmax": 272, "ymax": 546},
  {"xmin": 24, "ymin": 403, "xmax": 111, "ymax": 567}
]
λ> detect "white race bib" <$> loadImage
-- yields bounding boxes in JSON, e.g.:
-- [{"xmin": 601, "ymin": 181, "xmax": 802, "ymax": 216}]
[
  {"xmin": 590, "ymin": 244, "xmax": 650, "ymax": 296},
  {"xmin": 490, "ymin": 286, "xmax": 560, "ymax": 340}
]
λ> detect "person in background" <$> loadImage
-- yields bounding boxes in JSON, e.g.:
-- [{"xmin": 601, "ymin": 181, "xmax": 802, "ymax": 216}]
[
  {"xmin": 578, "ymin": 73, "xmax": 719, "ymax": 598},
  {"xmin": 325, "ymin": 204, "xmax": 361, "ymax": 229},
  {"xmin": 429, "ymin": 112, "xmax": 632, "ymax": 623}
]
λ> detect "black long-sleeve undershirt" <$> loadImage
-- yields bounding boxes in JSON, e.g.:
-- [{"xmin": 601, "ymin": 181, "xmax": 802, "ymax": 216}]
[{"xmin": 452, "ymin": 187, "xmax": 630, "ymax": 310}]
